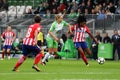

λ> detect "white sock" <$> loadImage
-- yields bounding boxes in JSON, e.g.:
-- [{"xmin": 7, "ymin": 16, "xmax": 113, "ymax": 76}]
[{"xmin": 42, "ymin": 52, "xmax": 50, "ymax": 62}]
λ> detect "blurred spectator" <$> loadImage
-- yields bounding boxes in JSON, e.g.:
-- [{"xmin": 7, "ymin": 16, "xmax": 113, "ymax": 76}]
[
  {"xmin": 95, "ymin": 31, "xmax": 102, "ymax": 42},
  {"xmin": 97, "ymin": 9, "xmax": 107, "ymax": 20},
  {"xmin": 84, "ymin": 8, "xmax": 89, "ymax": 14},
  {"xmin": 71, "ymin": 1, "xmax": 79, "ymax": 12},
  {"xmin": 34, "ymin": 2, "xmax": 45, "ymax": 14},
  {"xmin": 106, "ymin": 9, "xmax": 113, "ymax": 15},
  {"xmin": 92, "ymin": 37, "xmax": 98, "ymax": 60},
  {"xmin": 111, "ymin": 30, "xmax": 120, "ymax": 60},
  {"xmin": 0, "ymin": 0, "xmax": 8, "ymax": 11},
  {"xmin": 52, "ymin": 8, "xmax": 58, "ymax": 14},
  {"xmin": 96, "ymin": 0, "xmax": 104, "ymax": 4},
  {"xmin": 43, "ymin": 9, "xmax": 51, "ymax": 18},
  {"xmin": 67, "ymin": 9, "xmax": 77, "ymax": 18},
  {"xmin": 86, "ymin": 1, "xmax": 93, "ymax": 14},
  {"xmin": 79, "ymin": 2, "xmax": 86, "ymax": 13},
  {"xmin": 66, "ymin": 1, "xmax": 72, "ymax": 14},
  {"xmin": 103, "ymin": 32, "xmax": 112, "ymax": 43},
  {"xmin": 44, "ymin": 2, "xmax": 50, "ymax": 11},
  {"xmin": 57, "ymin": 1, "xmax": 66, "ymax": 12},
  {"xmin": 50, "ymin": 1, "xmax": 58, "ymax": 11},
  {"xmin": 12, "ymin": 38, "xmax": 23, "ymax": 57},
  {"xmin": 102, "ymin": 2, "xmax": 108, "ymax": 10},
  {"xmin": 76, "ymin": 8, "xmax": 82, "ymax": 16},
  {"xmin": 91, "ymin": 8, "xmax": 96, "ymax": 14},
  {"xmin": 94, "ymin": 4, "xmax": 102, "ymax": 14},
  {"xmin": 26, "ymin": 8, "xmax": 33, "ymax": 14},
  {"xmin": 47, "ymin": 0, "xmax": 55, "ymax": 6},
  {"xmin": 108, "ymin": 2, "xmax": 116, "ymax": 13},
  {"xmin": 0, "ymin": 0, "xmax": 2, "ymax": 8}
]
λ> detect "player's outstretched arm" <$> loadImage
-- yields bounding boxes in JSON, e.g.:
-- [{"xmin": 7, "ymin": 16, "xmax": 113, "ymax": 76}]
[
  {"xmin": 48, "ymin": 31, "xmax": 59, "ymax": 42},
  {"xmin": 67, "ymin": 23, "xmax": 72, "ymax": 34},
  {"xmin": 88, "ymin": 32, "xmax": 98, "ymax": 44}
]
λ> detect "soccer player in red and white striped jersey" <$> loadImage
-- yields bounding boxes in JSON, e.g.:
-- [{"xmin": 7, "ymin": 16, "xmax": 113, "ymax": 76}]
[
  {"xmin": 1, "ymin": 26, "xmax": 16, "ymax": 60},
  {"xmin": 71, "ymin": 15, "xmax": 98, "ymax": 66},
  {"xmin": 12, "ymin": 16, "xmax": 43, "ymax": 72}
]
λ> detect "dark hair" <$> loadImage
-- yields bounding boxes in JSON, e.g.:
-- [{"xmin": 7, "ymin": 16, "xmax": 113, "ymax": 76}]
[
  {"xmin": 77, "ymin": 15, "xmax": 86, "ymax": 26},
  {"xmin": 34, "ymin": 16, "xmax": 41, "ymax": 23}
]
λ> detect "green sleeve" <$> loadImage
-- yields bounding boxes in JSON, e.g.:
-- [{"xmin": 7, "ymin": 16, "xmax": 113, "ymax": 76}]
[
  {"xmin": 63, "ymin": 20, "xmax": 69, "ymax": 27},
  {"xmin": 49, "ymin": 22, "xmax": 56, "ymax": 32}
]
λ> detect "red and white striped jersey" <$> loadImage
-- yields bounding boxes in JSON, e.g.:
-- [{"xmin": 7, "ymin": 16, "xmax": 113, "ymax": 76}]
[
  {"xmin": 23, "ymin": 23, "xmax": 42, "ymax": 45},
  {"xmin": 71, "ymin": 24, "xmax": 90, "ymax": 42},
  {"xmin": 1, "ymin": 31, "xmax": 15, "ymax": 46}
]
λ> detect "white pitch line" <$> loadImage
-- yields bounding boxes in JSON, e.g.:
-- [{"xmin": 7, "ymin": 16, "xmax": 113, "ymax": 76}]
[{"xmin": 0, "ymin": 72, "xmax": 119, "ymax": 75}]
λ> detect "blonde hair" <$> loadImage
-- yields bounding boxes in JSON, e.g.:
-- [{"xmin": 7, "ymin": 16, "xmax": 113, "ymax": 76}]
[{"xmin": 55, "ymin": 13, "xmax": 63, "ymax": 20}]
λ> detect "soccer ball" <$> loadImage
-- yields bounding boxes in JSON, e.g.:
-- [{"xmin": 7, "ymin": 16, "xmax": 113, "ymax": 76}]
[{"xmin": 97, "ymin": 57, "xmax": 105, "ymax": 64}]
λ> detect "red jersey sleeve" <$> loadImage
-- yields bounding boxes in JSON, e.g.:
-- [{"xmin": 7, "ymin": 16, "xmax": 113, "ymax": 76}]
[
  {"xmin": 85, "ymin": 25, "xmax": 91, "ymax": 33},
  {"xmin": 12, "ymin": 31, "xmax": 16, "ymax": 36},
  {"xmin": 1, "ymin": 31, "xmax": 5, "ymax": 37},
  {"xmin": 71, "ymin": 24, "xmax": 76, "ymax": 31}
]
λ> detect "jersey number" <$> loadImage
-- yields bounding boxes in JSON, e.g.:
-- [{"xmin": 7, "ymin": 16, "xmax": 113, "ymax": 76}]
[{"xmin": 26, "ymin": 28, "xmax": 32, "ymax": 37}]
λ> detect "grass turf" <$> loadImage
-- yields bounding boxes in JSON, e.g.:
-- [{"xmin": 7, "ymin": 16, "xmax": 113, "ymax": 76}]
[{"xmin": 0, "ymin": 58, "xmax": 120, "ymax": 80}]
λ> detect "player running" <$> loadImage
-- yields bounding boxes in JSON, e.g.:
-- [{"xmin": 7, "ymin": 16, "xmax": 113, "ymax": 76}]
[
  {"xmin": 41, "ymin": 13, "xmax": 72, "ymax": 65},
  {"xmin": 1, "ymin": 26, "xmax": 16, "ymax": 60},
  {"xmin": 71, "ymin": 15, "xmax": 98, "ymax": 66},
  {"xmin": 12, "ymin": 16, "xmax": 43, "ymax": 72}
]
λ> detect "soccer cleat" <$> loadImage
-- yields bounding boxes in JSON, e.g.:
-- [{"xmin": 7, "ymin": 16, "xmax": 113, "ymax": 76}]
[
  {"xmin": 41, "ymin": 62, "xmax": 46, "ymax": 66},
  {"xmin": 8, "ymin": 56, "xmax": 11, "ymax": 60},
  {"xmin": 1, "ymin": 58, "xmax": 4, "ymax": 60},
  {"xmin": 12, "ymin": 68, "xmax": 19, "ymax": 72},
  {"xmin": 46, "ymin": 59, "xmax": 48, "ymax": 62},
  {"xmin": 86, "ymin": 64, "xmax": 89, "ymax": 67},
  {"xmin": 32, "ymin": 65, "xmax": 40, "ymax": 72}
]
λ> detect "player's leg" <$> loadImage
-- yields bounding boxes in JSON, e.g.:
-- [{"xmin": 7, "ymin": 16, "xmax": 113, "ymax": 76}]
[
  {"xmin": 52, "ymin": 41, "xmax": 58, "ymax": 59},
  {"xmin": 1, "ymin": 45, "xmax": 6, "ymax": 60},
  {"xmin": 6, "ymin": 45, "xmax": 12, "ymax": 60},
  {"xmin": 41, "ymin": 38, "xmax": 54, "ymax": 65},
  {"xmin": 75, "ymin": 42, "xmax": 89, "ymax": 66},
  {"xmin": 12, "ymin": 45, "xmax": 27, "ymax": 71},
  {"xmin": 41, "ymin": 48, "xmax": 53, "ymax": 65},
  {"xmin": 12, "ymin": 55, "xmax": 27, "ymax": 71},
  {"xmin": 84, "ymin": 48, "xmax": 92, "ymax": 55},
  {"xmin": 7, "ymin": 49, "xmax": 11, "ymax": 60},
  {"xmin": 113, "ymin": 45, "xmax": 116, "ymax": 60},
  {"xmin": 1, "ymin": 48, "xmax": 5, "ymax": 60},
  {"xmin": 32, "ymin": 45, "xmax": 43, "ymax": 71},
  {"xmin": 117, "ymin": 46, "xmax": 120, "ymax": 60},
  {"xmin": 78, "ymin": 48, "xmax": 89, "ymax": 66}
]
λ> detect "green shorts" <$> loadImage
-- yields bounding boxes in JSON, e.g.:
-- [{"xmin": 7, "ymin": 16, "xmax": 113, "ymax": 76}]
[{"xmin": 46, "ymin": 37, "xmax": 58, "ymax": 48}]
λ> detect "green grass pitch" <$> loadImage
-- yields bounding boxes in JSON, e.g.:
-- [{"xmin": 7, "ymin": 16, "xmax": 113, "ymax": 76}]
[{"xmin": 0, "ymin": 58, "xmax": 120, "ymax": 80}]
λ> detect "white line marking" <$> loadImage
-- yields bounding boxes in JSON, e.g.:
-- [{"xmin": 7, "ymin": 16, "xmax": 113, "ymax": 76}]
[{"xmin": 0, "ymin": 72, "xmax": 119, "ymax": 75}]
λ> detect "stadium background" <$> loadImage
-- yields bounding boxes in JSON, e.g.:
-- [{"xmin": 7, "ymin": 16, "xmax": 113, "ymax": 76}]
[
  {"xmin": 0, "ymin": 0, "xmax": 120, "ymax": 59},
  {"xmin": 0, "ymin": 1, "xmax": 120, "ymax": 80}
]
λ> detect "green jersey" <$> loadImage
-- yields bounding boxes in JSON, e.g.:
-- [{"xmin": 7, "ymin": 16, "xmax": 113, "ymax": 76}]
[{"xmin": 47, "ymin": 20, "xmax": 69, "ymax": 39}]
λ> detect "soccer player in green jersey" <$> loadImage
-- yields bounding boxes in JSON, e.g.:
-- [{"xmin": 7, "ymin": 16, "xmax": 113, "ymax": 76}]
[{"xmin": 41, "ymin": 13, "xmax": 71, "ymax": 65}]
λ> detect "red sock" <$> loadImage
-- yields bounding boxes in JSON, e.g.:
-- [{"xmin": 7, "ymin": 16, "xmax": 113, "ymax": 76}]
[
  {"xmin": 80, "ymin": 52, "xmax": 88, "ymax": 65},
  {"xmin": 14, "ymin": 56, "xmax": 26, "ymax": 69},
  {"xmin": 34, "ymin": 53, "xmax": 43, "ymax": 65},
  {"xmin": 2, "ymin": 52, "xmax": 5, "ymax": 59}
]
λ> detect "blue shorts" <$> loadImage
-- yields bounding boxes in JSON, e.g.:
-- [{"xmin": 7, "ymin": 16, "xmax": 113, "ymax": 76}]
[
  {"xmin": 3, "ymin": 45, "xmax": 12, "ymax": 49},
  {"xmin": 74, "ymin": 42, "xmax": 88, "ymax": 49},
  {"xmin": 22, "ymin": 45, "xmax": 41, "ymax": 56}
]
